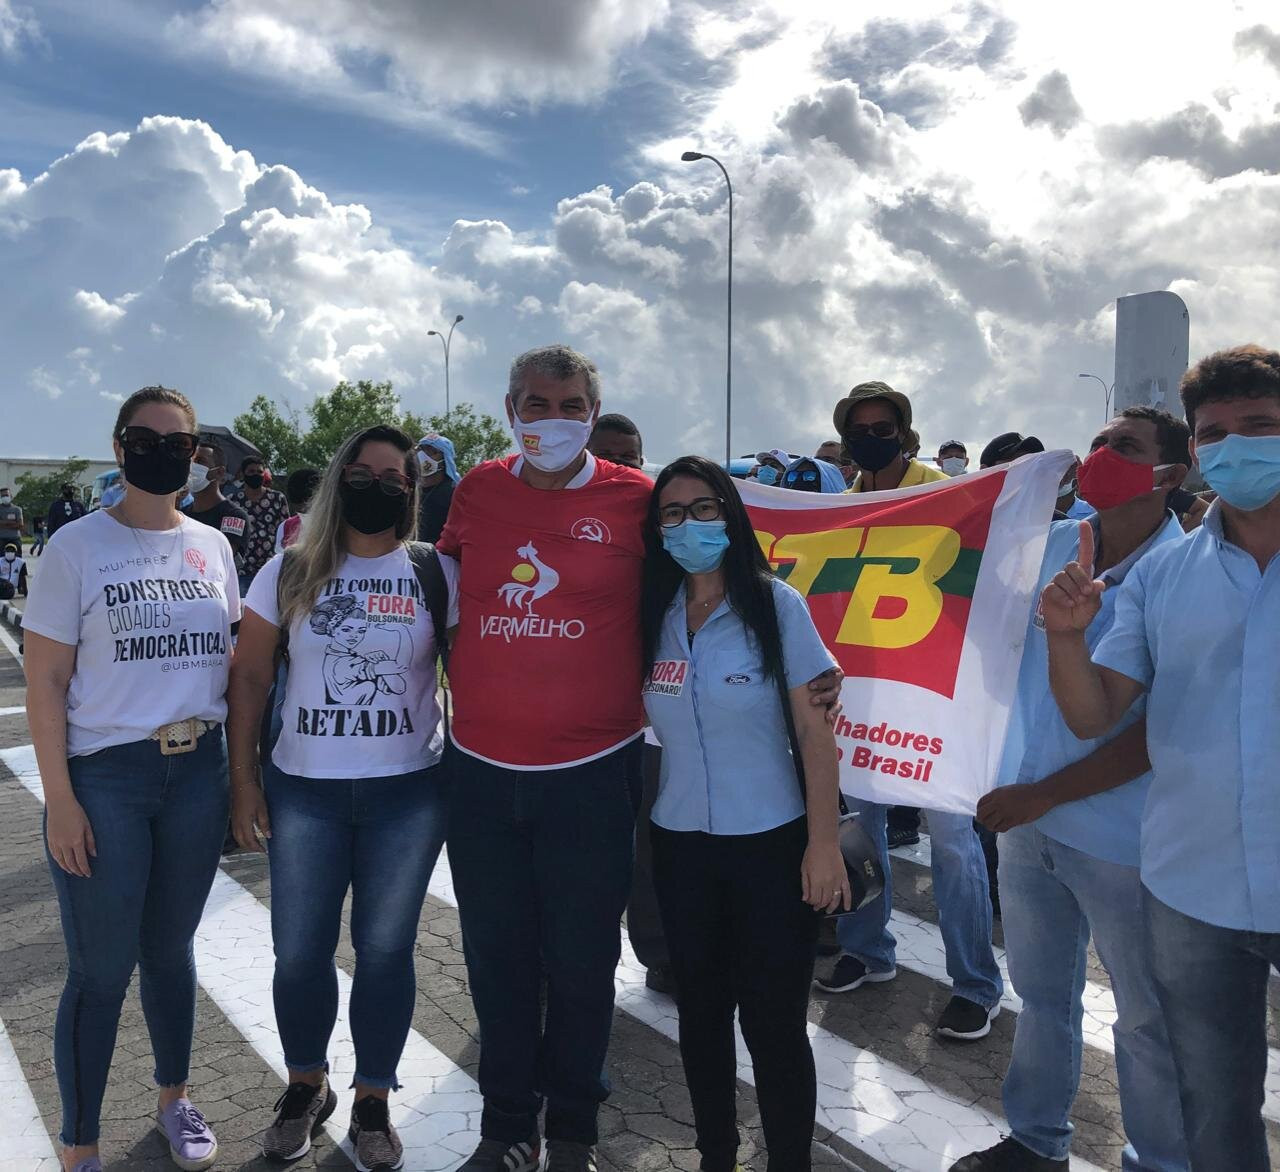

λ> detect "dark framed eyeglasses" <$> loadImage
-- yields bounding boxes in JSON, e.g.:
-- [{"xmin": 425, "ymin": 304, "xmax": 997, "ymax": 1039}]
[
  {"xmin": 659, "ymin": 496, "xmax": 725, "ymax": 528},
  {"xmin": 342, "ymin": 465, "xmax": 411, "ymax": 496},
  {"xmin": 117, "ymin": 426, "xmax": 200, "ymax": 459},
  {"xmin": 844, "ymin": 420, "xmax": 898, "ymax": 440},
  {"xmin": 783, "ymin": 468, "xmax": 819, "ymax": 486}
]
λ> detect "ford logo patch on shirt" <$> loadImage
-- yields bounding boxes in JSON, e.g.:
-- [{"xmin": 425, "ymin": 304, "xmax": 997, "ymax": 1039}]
[{"xmin": 724, "ymin": 673, "xmax": 753, "ymax": 685}]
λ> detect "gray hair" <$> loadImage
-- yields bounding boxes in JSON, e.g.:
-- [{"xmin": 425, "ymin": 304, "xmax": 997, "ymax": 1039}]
[{"xmin": 508, "ymin": 344, "xmax": 601, "ymax": 406}]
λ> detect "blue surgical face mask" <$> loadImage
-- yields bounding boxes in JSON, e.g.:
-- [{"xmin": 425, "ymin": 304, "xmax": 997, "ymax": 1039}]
[
  {"xmin": 661, "ymin": 519, "xmax": 730, "ymax": 575},
  {"xmin": 756, "ymin": 465, "xmax": 779, "ymax": 486},
  {"xmin": 1196, "ymin": 433, "xmax": 1280, "ymax": 512}
]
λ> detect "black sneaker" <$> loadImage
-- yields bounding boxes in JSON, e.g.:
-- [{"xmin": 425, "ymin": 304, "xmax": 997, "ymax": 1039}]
[
  {"xmin": 546, "ymin": 1140, "xmax": 599, "ymax": 1171},
  {"xmin": 813, "ymin": 955, "xmax": 896, "ymax": 993},
  {"xmin": 261, "ymin": 1078, "xmax": 337, "ymax": 1161},
  {"xmin": 644, "ymin": 965, "xmax": 677, "ymax": 995},
  {"xmin": 949, "ymin": 1135, "xmax": 1067, "ymax": 1169},
  {"xmin": 888, "ymin": 827, "xmax": 921, "ymax": 849},
  {"xmin": 348, "ymin": 1096, "xmax": 403, "ymax": 1172},
  {"xmin": 936, "ymin": 995, "xmax": 999, "ymax": 1041},
  {"xmin": 458, "ymin": 1137, "xmax": 541, "ymax": 1171}
]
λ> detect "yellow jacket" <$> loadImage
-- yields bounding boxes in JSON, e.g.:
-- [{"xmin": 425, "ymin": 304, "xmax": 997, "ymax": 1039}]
[{"xmin": 847, "ymin": 459, "xmax": 949, "ymax": 493}]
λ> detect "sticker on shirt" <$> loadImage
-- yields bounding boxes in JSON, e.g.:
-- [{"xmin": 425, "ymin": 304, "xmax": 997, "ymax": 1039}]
[
  {"xmin": 221, "ymin": 516, "xmax": 246, "ymax": 537},
  {"xmin": 643, "ymin": 659, "xmax": 688, "ymax": 697}
]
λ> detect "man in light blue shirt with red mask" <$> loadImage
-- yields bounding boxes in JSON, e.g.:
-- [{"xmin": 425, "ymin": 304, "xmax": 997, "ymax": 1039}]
[
  {"xmin": 952, "ymin": 406, "xmax": 1193, "ymax": 1172},
  {"xmin": 1043, "ymin": 344, "xmax": 1280, "ymax": 1172}
]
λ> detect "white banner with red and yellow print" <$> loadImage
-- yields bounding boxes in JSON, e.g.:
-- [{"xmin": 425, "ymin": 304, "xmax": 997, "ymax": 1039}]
[{"xmin": 740, "ymin": 451, "xmax": 1073, "ymax": 814}]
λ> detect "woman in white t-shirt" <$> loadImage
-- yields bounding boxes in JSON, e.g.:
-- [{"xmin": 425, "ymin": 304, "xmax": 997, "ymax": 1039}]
[
  {"xmin": 23, "ymin": 386, "xmax": 240, "ymax": 1172},
  {"xmin": 227, "ymin": 424, "xmax": 455, "ymax": 1170}
]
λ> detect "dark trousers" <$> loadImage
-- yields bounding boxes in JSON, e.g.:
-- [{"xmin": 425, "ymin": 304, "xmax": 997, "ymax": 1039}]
[
  {"xmin": 626, "ymin": 742, "xmax": 670, "ymax": 971},
  {"xmin": 1144, "ymin": 888, "xmax": 1280, "ymax": 1172},
  {"xmin": 887, "ymin": 805, "xmax": 919, "ymax": 835},
  {"xmin": 448, "ymin": 740, "xmax": 642, "ymax": 1145},
  {"xmin": 651, "ymin": 817, "xmax": 820, "ymax": 1172}
]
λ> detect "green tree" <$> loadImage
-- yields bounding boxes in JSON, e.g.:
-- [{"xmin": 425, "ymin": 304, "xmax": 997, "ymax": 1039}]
[
  {"xmin": 14, "ymin": 458, "xmax": 92, "ymax": 530},
  {"xmin": 232, "ymin": 396, "xmax": 305, "ymax": 473},
  {"xmin": 236, "ymin": 380, "xmax": 510, "ymax": 476},
  {"xmin": 409, "ymin": 403, "xmax": 511, "ymax": 475},
  {"xmin": 302, "ymin": 380, "xmax": 406, "ymax": 467}
]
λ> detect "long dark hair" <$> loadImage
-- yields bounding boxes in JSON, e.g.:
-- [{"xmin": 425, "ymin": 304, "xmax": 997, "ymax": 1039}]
[{"xmin": 642, "ymin": 455, "xmax": 785, "ymax": 685}]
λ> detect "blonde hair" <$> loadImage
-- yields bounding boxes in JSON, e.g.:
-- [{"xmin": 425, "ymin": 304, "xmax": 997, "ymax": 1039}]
[{"xmin": 277, "ymin": 425, "xmax": 420, "ymax": 628}]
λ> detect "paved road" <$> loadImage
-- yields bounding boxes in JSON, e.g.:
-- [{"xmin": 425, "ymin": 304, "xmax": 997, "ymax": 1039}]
[{"xmin": 0, "ymin": 619, "xmax": 1276, "ymax": 1171}]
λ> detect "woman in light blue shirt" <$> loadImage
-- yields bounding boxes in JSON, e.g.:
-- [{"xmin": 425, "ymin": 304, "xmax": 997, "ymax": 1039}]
[{"xmin": 640, "ymin": 455, "xmax": 849, "ymax": 1172}]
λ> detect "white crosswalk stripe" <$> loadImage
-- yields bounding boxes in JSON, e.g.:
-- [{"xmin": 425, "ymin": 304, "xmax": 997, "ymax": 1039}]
[
  {"xmin": 427, "ymin": 853, "xmax": 1107, "ymax": 1172},
  {"xmin": 1, "ymin": 744, "xmax": 484, "ymax": 1171},
  {"xmin": 0, "ymin": 1012, "xmax": 60, "ymax": 1170},
  {"xmin": 889, "ymin": 834, "xmax": 1280, "ymax": 1122},
  {"xmin": 1, "ymin": 735, "xmax": 1276, "ymax": 1171}
]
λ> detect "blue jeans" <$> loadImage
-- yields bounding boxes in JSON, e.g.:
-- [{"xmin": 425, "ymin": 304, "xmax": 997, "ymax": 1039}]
[
  {"xmin": 1143, "ymin": 888, "xmax": 1280, "ymax": 1172},
  {"xmin": 265, "ymin": 763, "xmax": 448, "ymax": 1088},
  {"xmin": 46, "ymin": 732, "xmax": 229, "ymax": 1145},
  {"xmin": 448, "ymin": 740, "xmax": 642, "ymax": 1145},
  {"xmin": 835, "ymin": 800, "xmax": 1002, "ymax": 1008},
  {"xmin": 999, "ymin": 826, "xmax": 1188, "ymax": 1170}
]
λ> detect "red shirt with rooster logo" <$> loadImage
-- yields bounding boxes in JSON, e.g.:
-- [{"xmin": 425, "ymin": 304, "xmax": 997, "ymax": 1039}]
[{"xmin": 438, "ymin": 454, "xmax": 650, "ymax": 769}]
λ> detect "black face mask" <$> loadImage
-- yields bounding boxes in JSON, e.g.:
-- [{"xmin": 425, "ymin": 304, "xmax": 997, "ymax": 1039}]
[
  {"xmin": 339, "ymin": 480, "xmax": 407, "ymax": 536},
  {"xmin": 243, "ymin": 472, "xmax": 265, "ymax": 490},
  {"xmin": 122, "ymin": 448, "xmax": 191, "ymax": 497},
  {"xmin": 845, "ymin": 432, "xmax": 902, "ymax": 473}
]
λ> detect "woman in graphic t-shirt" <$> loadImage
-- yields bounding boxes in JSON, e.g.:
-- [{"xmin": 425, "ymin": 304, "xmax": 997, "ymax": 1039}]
[
  {"xmin": 23, "ymin": 386, "xmax": 240, "ymax": 1172},
  {"xmin": 227, "ymin": 424, "xmax": 455, "ymax": 1171}
]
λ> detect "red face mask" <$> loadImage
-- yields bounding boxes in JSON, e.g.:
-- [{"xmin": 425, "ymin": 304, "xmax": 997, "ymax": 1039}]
[{"xmin": 1076, "ymin": 445, "xmax": 1164, "ymax": 511}]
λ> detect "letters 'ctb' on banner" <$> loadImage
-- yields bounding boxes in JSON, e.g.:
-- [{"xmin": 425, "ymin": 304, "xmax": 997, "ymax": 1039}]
[{"xmin": 741, "ymin": 451, "xmax": 1073, "ymax": 814}]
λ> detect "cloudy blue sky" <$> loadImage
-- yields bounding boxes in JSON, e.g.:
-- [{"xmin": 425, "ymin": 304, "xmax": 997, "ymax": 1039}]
[{"xmin": 4, "ymin": 0, "xmax": 1280, "ymax": 465}]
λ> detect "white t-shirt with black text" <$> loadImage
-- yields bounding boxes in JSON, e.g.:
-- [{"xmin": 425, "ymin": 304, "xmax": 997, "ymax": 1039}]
[
  {"xmin": 245, "ymin": 547, "xmax": 457, "ymax": 780},
  {"xmin": 22, "ymin": 510, "xmax": 241, "ymax": 756}
]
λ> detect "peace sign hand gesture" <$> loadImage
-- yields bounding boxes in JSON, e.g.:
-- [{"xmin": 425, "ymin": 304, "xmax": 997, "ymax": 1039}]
[{"xmin": 1040, "ymin": 521, "xmax": 1105, "ymax": 633}]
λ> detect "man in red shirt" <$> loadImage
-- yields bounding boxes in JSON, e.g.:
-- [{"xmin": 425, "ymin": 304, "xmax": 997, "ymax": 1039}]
[
  {"xmin": 440, "ymin": 345, "xmax": 650, "ymax": 1172},
  {"xmin": 443, "ymin": 346, "xmax": 834, "ymax": 1172}
]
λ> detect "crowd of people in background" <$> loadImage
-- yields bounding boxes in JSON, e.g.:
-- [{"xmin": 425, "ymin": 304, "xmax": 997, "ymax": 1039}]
[{"xmin": 9, "ymin": 339, "xmax": 1279, "ymax": 1172}]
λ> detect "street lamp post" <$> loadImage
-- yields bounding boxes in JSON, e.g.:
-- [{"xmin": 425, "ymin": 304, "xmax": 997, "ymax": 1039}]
[
  {"xmin": 428, "ymin": 314, "xmax": 465, "ymax": 414},
  {"xmin": 682, "ymin": 150, "xmax": 733, "ymax": 466},
  {"xmin": 1078, "ymin": 372, "xmax": 1114, "ymax": 421}
]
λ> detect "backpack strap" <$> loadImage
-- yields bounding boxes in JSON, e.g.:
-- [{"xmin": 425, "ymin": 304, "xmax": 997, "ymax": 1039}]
[
  {"xmin": 406, "ymin": 541, "xmax": 450, "ymax": 671},
  {"xmin": 276, "ymin": 547, "xmax": 297, "ymax": 662}
]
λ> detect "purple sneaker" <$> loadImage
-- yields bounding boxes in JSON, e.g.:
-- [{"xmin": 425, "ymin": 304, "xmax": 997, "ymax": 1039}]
[{"xmin": 156, "ymin": 1098, "xmax": 218, "ymax": 1171}]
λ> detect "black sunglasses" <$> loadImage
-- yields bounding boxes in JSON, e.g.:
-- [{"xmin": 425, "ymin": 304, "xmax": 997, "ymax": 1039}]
[
  {"xmin": 844, "ymin": 420, "xmax": 898, "ymax": 440},
  {"xmin": 659, "ymin": 496, "xmax": 725, "ymax": 527},
  {"xmin": 343, "ymin": 465, "xmax": 411, "ymax": 496},
  {"xmin": 117, "ymin": 426, "xmax": 200, "ymax": 459}
]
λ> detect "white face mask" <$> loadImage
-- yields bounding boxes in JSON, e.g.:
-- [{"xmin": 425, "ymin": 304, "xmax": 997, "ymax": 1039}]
[
  {"xmin": 1057, "ymin": 479, "xmax": 1077, "ymax": 500},
  {"xmin": 511, "ymin": 410, "xmax": 595, "ymax": 473},
  {"xmin": 416, "ymin": 451, "xmax": 441, "ymax": 477},
  {"xmin": 3, "ymin": 552, "xmax": 13, "ymax": 561},
  {"xmin": 187, "ymin": 465, "xmax": 212, "ymax": 495},
  {"xmin": 940, "ymin": 457, "xmax": 967, "ymax": 476},
  {"xmin": 0, "ymin": 495, "xmax": 9, "ymax": 504}
]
